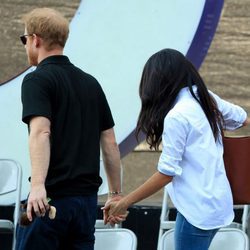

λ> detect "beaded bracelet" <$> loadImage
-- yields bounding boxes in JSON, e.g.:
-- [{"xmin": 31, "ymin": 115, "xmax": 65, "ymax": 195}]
[{"xmin": 109, "ymin": 191, "xmax": 122, "ymax": 196}]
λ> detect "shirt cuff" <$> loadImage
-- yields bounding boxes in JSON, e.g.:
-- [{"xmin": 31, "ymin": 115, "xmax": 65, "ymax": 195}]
[{"xmin": 157, "ymin": 162, "xmax": 182, "ymax": 176}]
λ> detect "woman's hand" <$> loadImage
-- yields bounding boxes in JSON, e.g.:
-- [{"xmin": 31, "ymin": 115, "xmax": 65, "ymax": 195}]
[
  {"xmin": 102, "ymin": 198, "xmax": 129, "ymax": 226},
  {"xmin": 243, "ymin": 117, "xmax": 250, "ymax": 126},
  {"xmin": 108, "ymin": 199, "xmax": 129, "ymax": 217}
]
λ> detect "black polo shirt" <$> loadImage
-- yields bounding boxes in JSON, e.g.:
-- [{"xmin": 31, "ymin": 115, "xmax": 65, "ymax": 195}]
[{"xmin": 21, "ymin": 55, "xmax": 114, "ymax": 198}]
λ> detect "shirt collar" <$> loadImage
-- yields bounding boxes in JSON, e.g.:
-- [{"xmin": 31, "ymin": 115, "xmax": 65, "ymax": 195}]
[
  {"xmin": 179, "ymin": 85, "xmax": 197, "ymax": 97},
  {"xmin": 37, "ymin": 55, "xmax": 71, "ymax": 68},
  {"xmin": 173, "ymin": 85, "xmax": 198, "ymax": 106}
]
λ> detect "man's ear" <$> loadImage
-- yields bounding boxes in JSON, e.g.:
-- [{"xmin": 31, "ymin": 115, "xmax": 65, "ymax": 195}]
[{"xmin": 33, "ymin": 34, "xmax": 41, "ymax": 48}]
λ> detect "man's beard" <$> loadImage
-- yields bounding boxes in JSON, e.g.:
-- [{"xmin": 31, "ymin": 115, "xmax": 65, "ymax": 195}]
[{"xmin": 27, "ymin": 50, "xmax": 38, "ymax": 66}]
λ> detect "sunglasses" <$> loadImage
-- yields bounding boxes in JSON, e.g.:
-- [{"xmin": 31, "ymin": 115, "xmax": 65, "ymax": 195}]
[{"xmin": 20, "ymin": 34, "xmax": 33, "ymax": 45}]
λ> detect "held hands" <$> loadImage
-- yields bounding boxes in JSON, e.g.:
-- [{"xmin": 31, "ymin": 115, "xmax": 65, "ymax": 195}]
[{"xmin": 102, "ymin": 195, "xmax": 129, "ymax": 226}]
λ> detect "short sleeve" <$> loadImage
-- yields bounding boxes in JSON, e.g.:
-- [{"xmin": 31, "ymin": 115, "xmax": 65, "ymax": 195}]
[
  {"xmin": 98, "ymin": 86, "xmax": 115, "ymax": 131},
  {"xmin": 21, "ymin": 74, "xmax": 52, "ymax": 124},
  {"xmin": 157, "ymin": 113, "xmax": 189, "ymax": 176}
]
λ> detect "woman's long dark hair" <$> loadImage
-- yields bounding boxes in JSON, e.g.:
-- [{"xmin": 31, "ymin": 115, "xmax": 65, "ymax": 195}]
[{"xmin": 136, "ymin": 49, "xmax": 224, "ymax": 150}]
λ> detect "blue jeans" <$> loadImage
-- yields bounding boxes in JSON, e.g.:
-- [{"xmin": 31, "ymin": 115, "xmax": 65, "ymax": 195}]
[
  {"xmin": 16, "ymin": 194, "xmax": 97, "ymax": 250},
  {"xmin": 174, "ymin": 212, "xmax": 219, "ymax": 250}
]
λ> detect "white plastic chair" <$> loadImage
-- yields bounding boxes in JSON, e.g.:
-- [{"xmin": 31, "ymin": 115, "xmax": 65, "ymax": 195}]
[
  {"xmin": 158, "ymin": 228, "xmax": 249, "ymax": 250},
  {"xmin": 157, "ymin": 186, "xmax": 176, "ymax": 249},
  {"xmin": 95, "ymin": 228, "xmax": 137, "ymax": 250},
  {"xmin": 227, "ymin": 204, "xmax": 249, "ymax": 233},
  {"xmin": 209, "ymin": 228, "xmax": 249, "ymax": 250},
  {"xmin": 158, "ymin": 186, "xmax": 250, "ymax": 249},
  {"xmin": 0, "ymin": 159, "xmax": 22, "ymax": 250},
  {"xmin": 158, "ymin": 228, "xmax": 175, "ymax": 250}
]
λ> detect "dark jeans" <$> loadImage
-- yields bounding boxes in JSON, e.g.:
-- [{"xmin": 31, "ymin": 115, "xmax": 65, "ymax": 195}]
[
  {"xmin": 16, "ymin": 194, "xmax": 97, "ymax": 250},
  {"xmin": 175, "ymin": 212, "xmax": 219, "ymax": 250}
]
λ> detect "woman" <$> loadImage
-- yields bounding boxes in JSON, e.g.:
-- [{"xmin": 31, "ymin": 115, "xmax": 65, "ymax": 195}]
[{"xmin": 103, "ymin": 49, "xmax": 249, "ymax": 250}]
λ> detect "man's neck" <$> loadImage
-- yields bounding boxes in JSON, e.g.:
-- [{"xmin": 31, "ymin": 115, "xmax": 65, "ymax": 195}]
[{"xmin": 37, "ymin": 48, "xmax": 64, "ymax": 64}]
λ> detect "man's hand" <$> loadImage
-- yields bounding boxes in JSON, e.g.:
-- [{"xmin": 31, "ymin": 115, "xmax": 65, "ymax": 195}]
[{"xmin": 27, "ymin": 184, "xmax": 50, "ymax": 221}]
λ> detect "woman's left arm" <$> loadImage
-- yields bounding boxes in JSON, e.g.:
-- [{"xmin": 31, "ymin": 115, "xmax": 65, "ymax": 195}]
[
  {"xmin": 243, "ymin": 117, "xmax": 250, "ymax": 126},
  {"xmin": 104, "ymin": 171, "xmax": 173, "ymax": 217}
]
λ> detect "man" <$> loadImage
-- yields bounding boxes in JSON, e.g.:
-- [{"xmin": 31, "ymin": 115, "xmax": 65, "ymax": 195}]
[{"xmin": 16, "ymin": 7, "xmax": 124, "ymax": 250}]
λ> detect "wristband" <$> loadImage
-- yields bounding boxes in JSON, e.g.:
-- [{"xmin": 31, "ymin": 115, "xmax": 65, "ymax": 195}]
[{"xmin": 109, "ymin": 191, "xmax": 122, "ymax": 196}]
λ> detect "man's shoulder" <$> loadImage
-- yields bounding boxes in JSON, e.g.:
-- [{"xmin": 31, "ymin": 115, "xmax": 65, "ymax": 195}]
[
  {"xmin": 73, "ymin": 66, "xmax": 99, "ymax": 84},
  {"xmin": 23, "ymin": 62, "xmax": 101, "ymax": 91},
  {"xmin": 22, "ymin": 68, "xmax": 53, "ymax": 92},
  {"xmin": 22, "ymin": 69, "xmax": 41, "ymax": 84}
]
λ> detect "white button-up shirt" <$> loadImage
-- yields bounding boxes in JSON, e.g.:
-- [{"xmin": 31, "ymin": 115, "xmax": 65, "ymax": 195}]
[{"xmin": 158, "ymin": 86, "xmax": 247, "ymax": 229}]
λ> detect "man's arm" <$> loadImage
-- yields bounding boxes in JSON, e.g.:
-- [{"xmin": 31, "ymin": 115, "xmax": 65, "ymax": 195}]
[
  {"xmin": 100, "ymin": 128, "xmax": 121, "ymax": 195},
  {"xmin": 100, "ymin": 128, "xmax": 124, "ymax": 224},
  {"xmin": 27, "ymin": 116, "xmax": 51, "ymax": 221}
]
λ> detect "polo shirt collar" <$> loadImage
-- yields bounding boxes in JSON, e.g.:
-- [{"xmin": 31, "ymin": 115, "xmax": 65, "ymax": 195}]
[{"xmin": 37, "ymin": 55, "xmax": 70, "ymax": 67}]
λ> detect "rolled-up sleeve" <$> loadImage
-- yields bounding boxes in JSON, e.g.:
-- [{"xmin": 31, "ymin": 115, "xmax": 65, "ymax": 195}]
[
  {"xmin": 209, "ymin": 91, "xmax": 247, "ymax": 130},
  {"xmin": 157, "ymin": 113, "xmax": 189, "ymax": 177}
]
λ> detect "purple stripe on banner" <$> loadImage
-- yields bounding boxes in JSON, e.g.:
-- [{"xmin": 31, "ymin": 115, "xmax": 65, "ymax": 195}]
[
  {"xmin": 186, "ymin": 0, "xmax": 224, "ymax": 69},
  {"xmin": 119, "ymin": 0, "xmax": 224, "ymax": 157},
  {"xmin": 119, "ymin": 129, "xmax": 144, "ymax": 158}
]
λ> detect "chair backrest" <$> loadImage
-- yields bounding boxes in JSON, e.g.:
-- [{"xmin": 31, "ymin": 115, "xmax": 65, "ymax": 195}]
[
  {"xmin": 209, "ymin": 228, "xmax": 249, "ymax": 250},
  {"xmin": 95, "ymin": 228, "xmax": 137, "ymax": 250},
  {"xmin": 0, "ymin": 159, "xmax": 22, "ymax": 228},
  {"xmin": 158, "ymin": 229, "xmax": 175, "ymax": 250},
  {"xmin": 159, "ymin": 228, "xmax": 249, "ymax": 250},
  {"xmin": 157, "ymin": 186, "xmax": 175, "ymax": 249}
]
